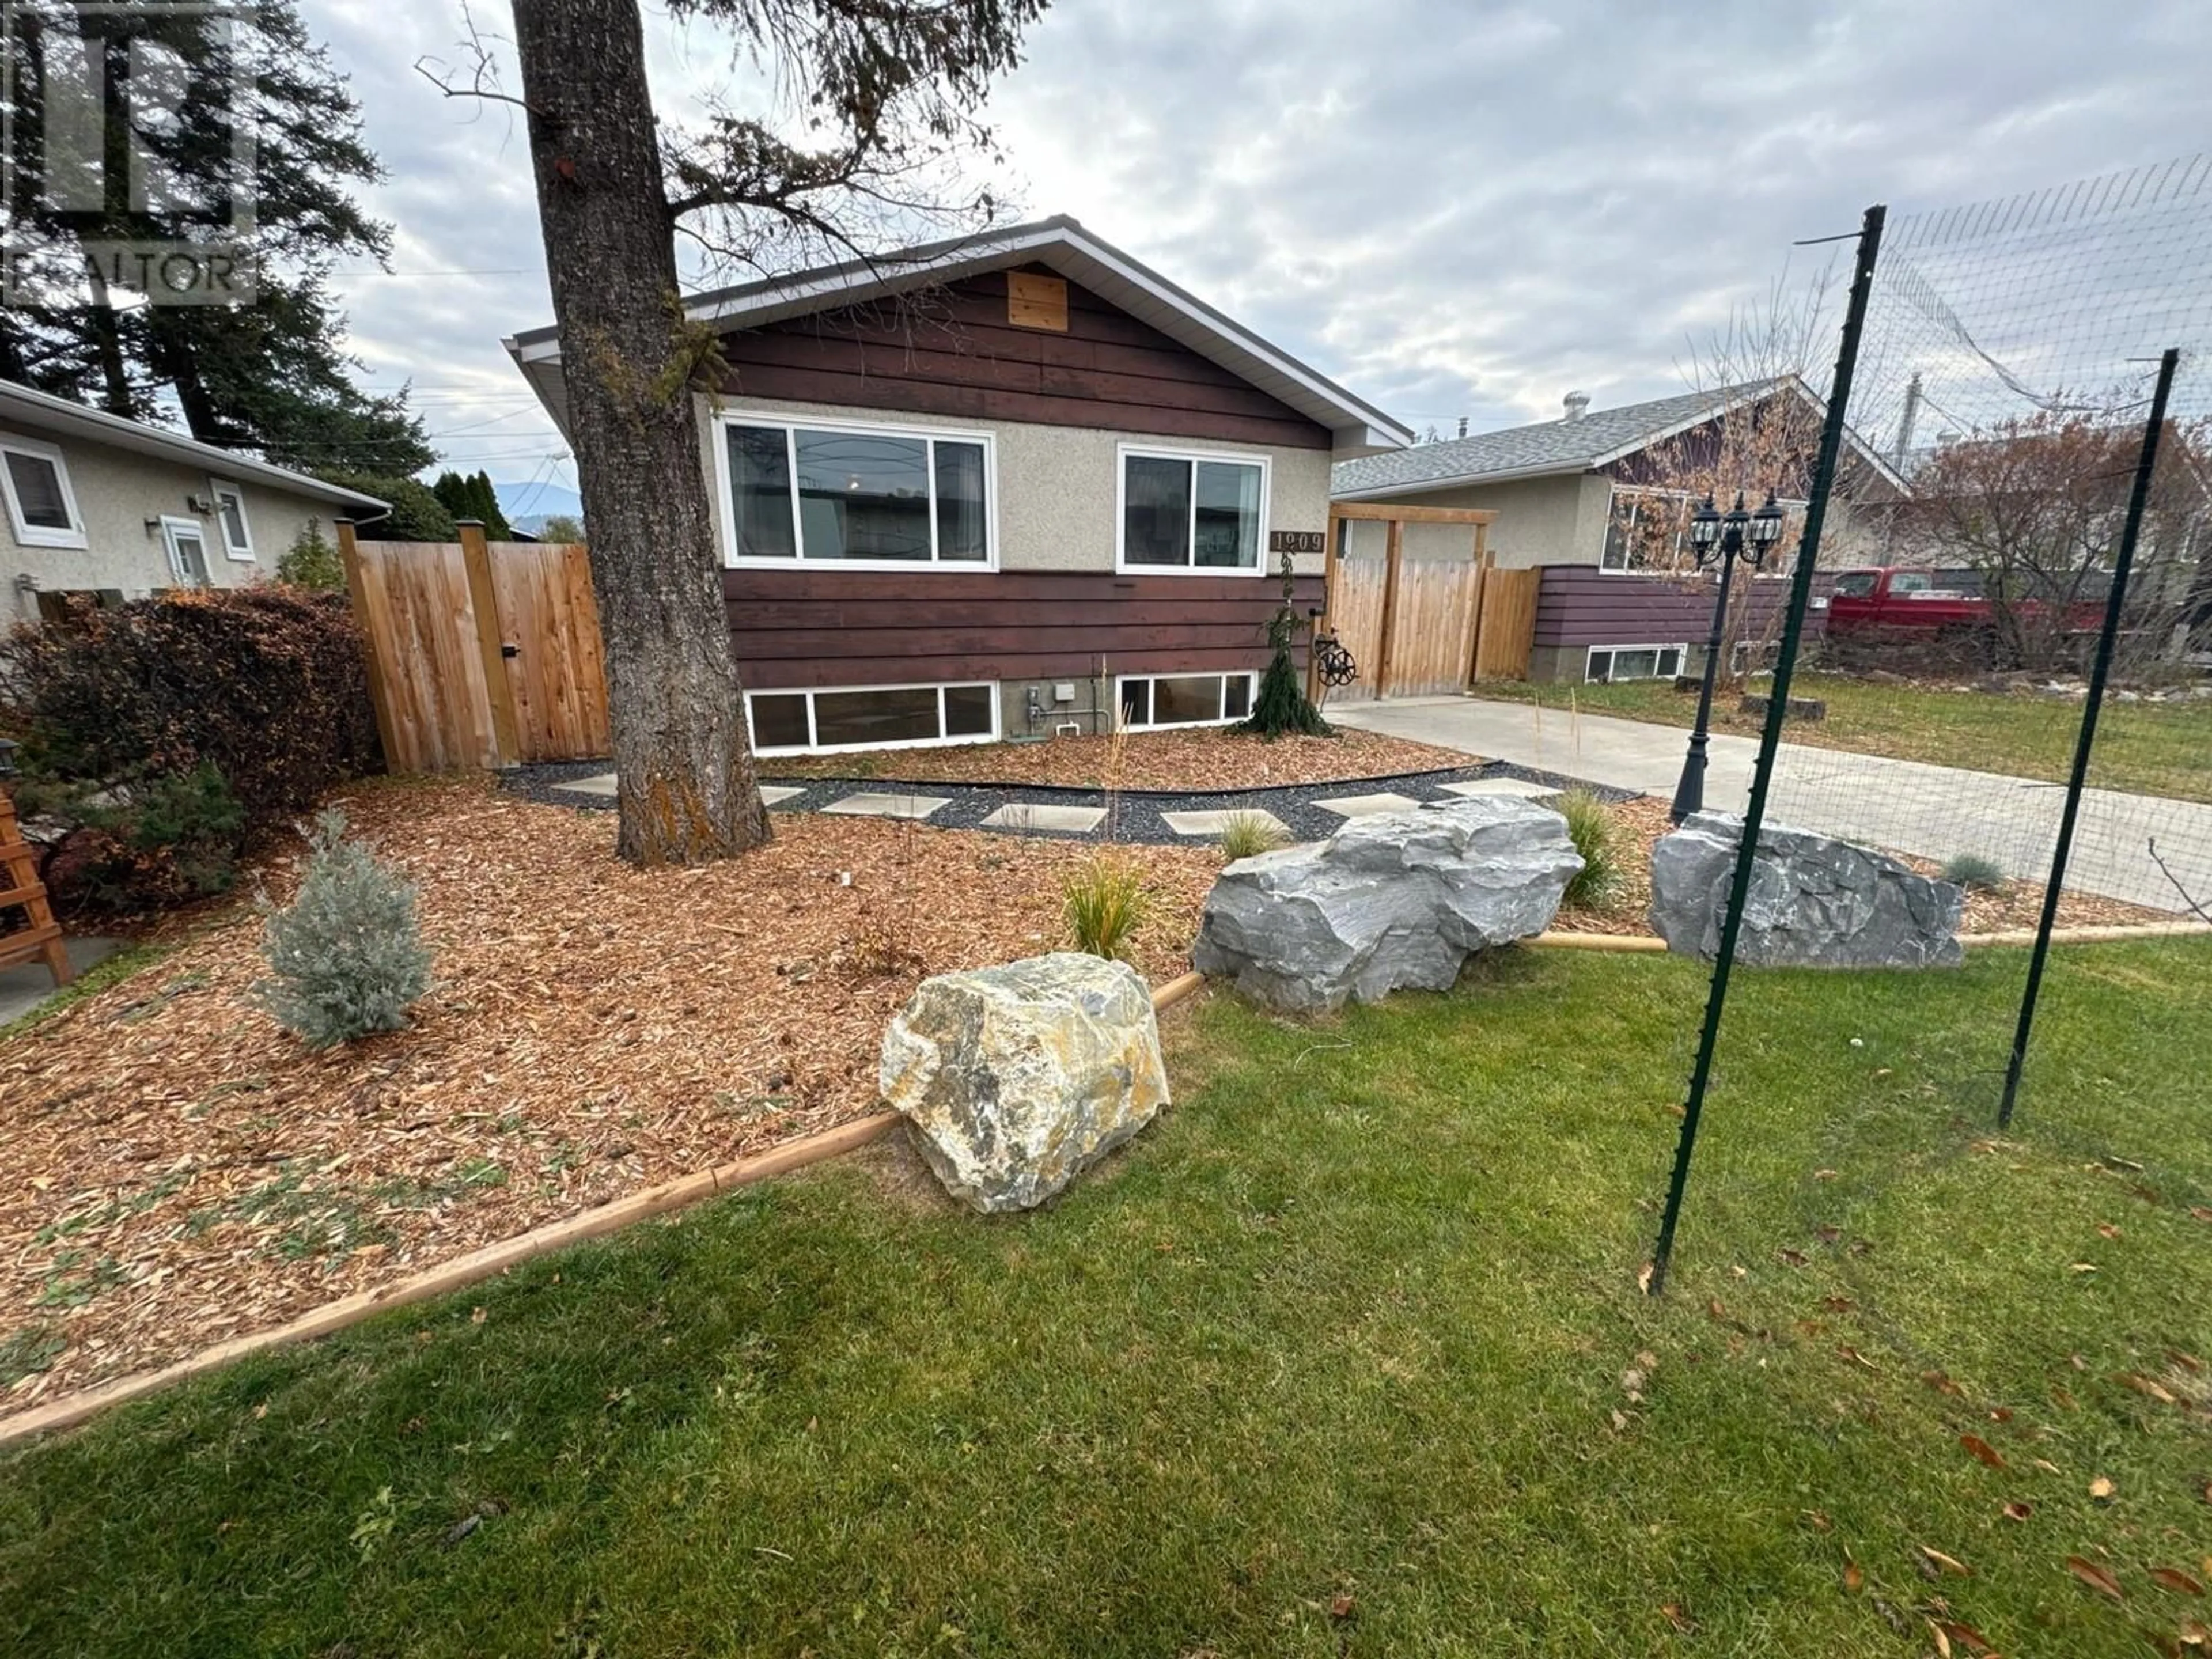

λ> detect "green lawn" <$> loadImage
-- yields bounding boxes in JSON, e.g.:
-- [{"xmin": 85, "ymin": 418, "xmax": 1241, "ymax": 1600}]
[
  {"xmin": 1474, "ymin": 673, "xmax": 2212, "ymax": 803},
  {"xmin": 5, "ymin": 942, "xmax": 2211, "ymax": 1656}
]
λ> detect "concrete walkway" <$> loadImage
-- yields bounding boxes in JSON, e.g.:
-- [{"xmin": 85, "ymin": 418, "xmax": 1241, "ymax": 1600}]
[
  {"xmin": 0, "ymin": 936, "xmax": 123, "ymax": 1028},
  {"xmin": 1332, "ymin": 696, "xmax": 2212, "ymax": 914}
]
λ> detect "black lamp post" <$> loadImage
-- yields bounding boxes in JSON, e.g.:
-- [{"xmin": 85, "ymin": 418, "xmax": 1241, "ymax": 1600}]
[{"xmin": 1668, "ymin": 490, "xmax": 1785, "ymax": 824}]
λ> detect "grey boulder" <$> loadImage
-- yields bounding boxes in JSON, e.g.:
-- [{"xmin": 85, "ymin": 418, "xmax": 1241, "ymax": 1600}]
[
  {"xmin": 1192, "ymin": 796, "xmax": 1583, "ymax": 1012},
  {"xmin": 880, "ymin": 952, "xmax": 1170, "ymax": 1213},
  {"xmin": 1649, "ymin": 810, "xmax": 1964, "ymax": 968}
]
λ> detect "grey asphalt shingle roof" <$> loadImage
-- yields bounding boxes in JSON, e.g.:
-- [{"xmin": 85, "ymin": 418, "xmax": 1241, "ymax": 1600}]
[{"xmin": 1332, "ymin": 378, "xmax": 1783, "ymax": 497}]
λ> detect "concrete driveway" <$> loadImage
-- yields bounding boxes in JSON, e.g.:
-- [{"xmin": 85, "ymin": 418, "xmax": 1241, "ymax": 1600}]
[{"xmin": 1333, "ymin": 695, "xmax": 2212, "ymax": 914}]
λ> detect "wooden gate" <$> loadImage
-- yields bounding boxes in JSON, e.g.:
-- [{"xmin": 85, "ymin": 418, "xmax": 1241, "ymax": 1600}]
[
  {"xmin": 1316, "ymin": 502, "xmax": 1498, "ymax": 702},
  {"xmin": 340, "ymin": 522, "xmax": 612, "ymax": 773},
  {"xmin": 1469, "ymin": 567, "xmax": 1540, "ymax": 680}
]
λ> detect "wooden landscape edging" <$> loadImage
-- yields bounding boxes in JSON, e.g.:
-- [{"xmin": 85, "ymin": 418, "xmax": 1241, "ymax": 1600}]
[
  {"xmin": 0, "ymin": 972, "xmax": 1211, "ymax": 1446},
  {"xmin": 1526, "ymin": 922, "xmax": 2210, "ymax": 953}
]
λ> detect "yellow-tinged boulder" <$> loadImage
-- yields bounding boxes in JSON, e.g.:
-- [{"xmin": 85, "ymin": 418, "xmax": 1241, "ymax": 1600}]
[{"xmin": 880, "ymin": 952, "xmax": 1169, "ymax": 1213}]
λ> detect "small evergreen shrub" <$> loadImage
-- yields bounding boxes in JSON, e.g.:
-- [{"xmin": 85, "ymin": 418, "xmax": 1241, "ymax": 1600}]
[
  {"xmin": 1941, "ymin": 851, "xmax": 2007, "ymax": 891},
  {"xmin": 1243, "ymin": 550, "xmax": 1331, "ymax": 738},
  {"xmin": 33, "ymin": 762, "xmax": 247, "ymax": 912},
  {"xmin": 255, "ymin": 810, "xmax": 432, "ymax": 1049},
  {"xmin": 1061, "ymin": 854, "xmax": 1150, "ymax": 962},
  {"xmin": 1218, "ymin": 811, "xmax": 1286, "ymax": 861},
  {"xmin": 276, "ymin": 517, "xmax": 345, "ymax": 590},
  {"xmin": 1556, "ymin": 789, "xmax": 1622, "ymax": 908}
]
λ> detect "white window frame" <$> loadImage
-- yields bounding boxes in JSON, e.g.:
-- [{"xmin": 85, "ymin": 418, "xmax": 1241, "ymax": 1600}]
[
  {"xmin": 711, "ymin": 410, "xmax": 999, "ymax": 573},
  {"xmin": 1585, "ymin": 643, "xmax": 1687, "ymax": 684},
  {"xmin": 1114, "ymin": 670, "xmax": 1259, "ymax": 732},
  {"xmin": 1115, "ymin": 444, "xmax": 1271, "ymax": 577},
  {"xmin": 745, "ymin": 679, "xmax": 999, "ymax": 756},
  {"xmin": 0, "ymin": 432, "xmax": 86, "ymax": 550},
  {"xmin": 207, "ymin": 476, "xmax": 254, "ymax": 560},
  {"xmin": 157, "ymin": 514, "xmax": 213, "ymax": 588}
]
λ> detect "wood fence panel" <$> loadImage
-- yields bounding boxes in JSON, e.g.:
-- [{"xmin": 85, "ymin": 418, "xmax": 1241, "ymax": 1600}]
[
  {"xmin": 1383, "ymin": 555, "xmax": 1485, "ymax": 696},
  {"xmin": 349, "ymin": 537, "xmax": 500, "ymax": 772},
  {"xmin": 1323, "ymin": 550, "xmax": 1389, "ymax": 704},
  {"xmin": 1471, "ymin": 567, "xmax": 1541, "ymax": 680},
  {"xmin": 488, "ymin": 541, "xmax": 612, "ymax": 763}
]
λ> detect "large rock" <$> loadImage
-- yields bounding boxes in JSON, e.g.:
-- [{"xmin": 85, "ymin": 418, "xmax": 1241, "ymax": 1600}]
[
  {"xmin": 1649, "ymin": 810, "xmax": 1964, "ymax": 968},
  {"xmin": 1192, "ymin": 796, "xmax": 1583, "ymax": 1012},
  {"xmin": 880, "ymin": 952, "xmax": 1169, "ymax": 1213}
]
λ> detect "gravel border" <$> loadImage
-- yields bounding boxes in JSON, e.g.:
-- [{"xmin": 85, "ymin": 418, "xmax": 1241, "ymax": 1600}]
[{"xmin": 505, "ymin": 757, "xmax": 1639, "ymax": 846}]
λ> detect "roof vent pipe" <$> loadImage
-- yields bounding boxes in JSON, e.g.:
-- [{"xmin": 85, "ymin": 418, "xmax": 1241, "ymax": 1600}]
[
  {"xmin": 1456, "ymin": 416, "xmax": 1468, "ymax": 438},
  {"xmin": 1562, "ymin": 391, "xmax": 1590, "ymax": 422}
]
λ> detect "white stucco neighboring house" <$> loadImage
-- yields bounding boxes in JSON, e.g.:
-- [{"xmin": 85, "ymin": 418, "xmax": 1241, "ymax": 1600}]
[{"xmin": 0, "ymin": 378, "xmax": 388, "ymax": 627}]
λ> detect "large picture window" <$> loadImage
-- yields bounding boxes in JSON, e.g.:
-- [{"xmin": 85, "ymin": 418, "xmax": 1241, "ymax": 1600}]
[
  {"xmin": 720, "ymin": 415, "xmax": 993, "ymax": 569},
  {"xmin": 1118, "ymin": 447, "xmax": 1266, "ymax": 574},
  {"xmin": 746, "ymin": 681, "xmax": 998, "ymax": 755}
]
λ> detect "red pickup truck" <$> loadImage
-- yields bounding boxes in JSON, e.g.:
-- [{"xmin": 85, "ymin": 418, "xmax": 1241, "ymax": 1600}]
[{"xmin": 1826, "ymin": 566, "xmax": 2106, "ymax": 635}]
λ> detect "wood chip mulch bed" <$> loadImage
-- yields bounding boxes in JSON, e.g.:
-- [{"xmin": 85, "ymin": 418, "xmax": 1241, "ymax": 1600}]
[
  {"xmin": 1552, "ymin": 795, "xmax": 2175, "ymax": 938},
  {"xmin": 763, "ymin": 725, "xmax": 1473, "ymax": 793},
  {"xmin": 0, "ymin": 779, "xmax": 1220, "ymax": 1416}
]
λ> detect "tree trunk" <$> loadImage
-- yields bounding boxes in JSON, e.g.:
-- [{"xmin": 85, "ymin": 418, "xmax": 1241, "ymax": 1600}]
[{"xmin": 510, "ymin": 0, "xmax": 769, "ymax": 865}]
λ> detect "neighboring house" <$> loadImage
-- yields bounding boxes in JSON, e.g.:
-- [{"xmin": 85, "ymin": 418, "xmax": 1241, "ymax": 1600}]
[
  {"xmin": 1331, "ymin": 379, "xmax": 1907, "ymax": 684},
  {"xmin": 0, "ymin": 378, "xmax": 387, "ymax": 627},
  {"xmin": 505, "ymin": 217, "xmax": 1410, "ymax": 755}
]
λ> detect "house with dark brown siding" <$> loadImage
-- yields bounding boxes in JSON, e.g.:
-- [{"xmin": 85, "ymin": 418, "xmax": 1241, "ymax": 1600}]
[
  {"xmin": 505, "ymin": 218, "xmax": 1410, "ymax": 755},
  {"xmin": 1331, "ymin": 380, "xmax": 1906, "ymax": 684}
]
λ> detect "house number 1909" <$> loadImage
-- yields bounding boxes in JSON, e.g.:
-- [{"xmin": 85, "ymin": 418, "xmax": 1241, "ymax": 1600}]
[{"xmin": 1268, "ymin": 531, "xmax": 1325, "ymax": 555}]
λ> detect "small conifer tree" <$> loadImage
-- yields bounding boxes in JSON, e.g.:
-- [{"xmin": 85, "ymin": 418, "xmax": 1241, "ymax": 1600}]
[
  {"xmin": 1244, "ymin": 550, "xmax": 1331, "ymax": 738},
  {"xmin": 276, "ymin": 517, "xmax": 344, "ymax": 590},
  {"xmin": 255, "ymin": 810, "xmax": 432, "ymax": 1048}
]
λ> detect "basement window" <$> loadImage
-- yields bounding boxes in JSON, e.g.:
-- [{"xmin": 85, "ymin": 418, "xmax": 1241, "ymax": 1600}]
[
  {"xmin": 746, "ymin": 681, "xmax": 998, "ymax": 755},
  {"xmin": 1585, "ymin": 645, "xmax": 1685, "ymax": 684},
  {"xmin": 1116, "ymin": 671, "xmax": 1256, "ymax": 730}
]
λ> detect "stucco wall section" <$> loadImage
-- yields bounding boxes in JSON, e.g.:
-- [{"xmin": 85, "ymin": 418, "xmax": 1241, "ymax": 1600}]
[
  {"xmin": 1335, "ymin": 472, "xmax": 1612, "ymax": 569},
  {"xmin": 0, "ymin": 428, "xmax": 340, "ymax": 625},
  {"xmin": 696, "ymin": 392, "xmax": 1334, "ymax": 578}
]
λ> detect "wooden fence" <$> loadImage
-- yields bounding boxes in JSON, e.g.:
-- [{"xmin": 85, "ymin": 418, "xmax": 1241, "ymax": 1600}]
[
  {"xmin": 340, "ymin": 522, "xmax": 612, "ymax": 774},
  {"xmin": 1317, "ymin": 501, "xmax": 1510, "ymax": 700}
]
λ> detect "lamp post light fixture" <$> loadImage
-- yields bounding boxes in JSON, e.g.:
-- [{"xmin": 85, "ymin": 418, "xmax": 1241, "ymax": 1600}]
[{"xmin": 1668, "ymin": 490, "xmax": 1785, "ymax": 825}]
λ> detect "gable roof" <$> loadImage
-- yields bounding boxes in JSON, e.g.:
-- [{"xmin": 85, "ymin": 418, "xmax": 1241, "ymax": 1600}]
[
  {"xmin": 505, "ymin": 216, "xmax": 1413, "ymax": 456},
  {"xmin": 1332, "ymin": 377, "xmax": 1908, "ymax": 499},
  {"xmin": 0, "ymin": 379, "xmax": 389, "ymax": 515}
]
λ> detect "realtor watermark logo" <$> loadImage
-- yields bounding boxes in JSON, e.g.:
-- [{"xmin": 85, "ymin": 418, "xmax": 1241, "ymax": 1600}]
[{"xmin": 2, "ymin": 0, "xmax": 257, "ymax": 306}]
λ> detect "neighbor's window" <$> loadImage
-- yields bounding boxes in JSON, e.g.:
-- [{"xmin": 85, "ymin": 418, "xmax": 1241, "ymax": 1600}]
[
  {"xmin": 1831, "ymin": 570, "xmax": 1880, "ymax": 599},
  {"xmin": 724, "ymin": 416, "xmax": 991, "ymax": 567},
  {"xmin": 746, "ymin": 681, "xmax": 997, "ymax": 754},
  {"xmin": 1118, "ymin": 671, "xmax": 1256, "ymax": 730},
  {"xmin": 0, "ymin": 434, "xmax": 85, "ymax": 549},
  {"xmin": 1586, "ymin": 645, "xmax": 1685, "ymax": 684},
  {"xmin": 1601, "ymin": 488, "xmax": 1699, "ymax": 574},
  {"xmin": 209, "ymin": 478, "xmax": 253, "ymax": 560},
  {"xmin": 1119, "ymin": 448, "xmax": 1264, "ymax": 573}
]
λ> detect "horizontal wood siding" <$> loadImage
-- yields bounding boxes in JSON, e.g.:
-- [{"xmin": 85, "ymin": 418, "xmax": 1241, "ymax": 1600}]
[
  {"xmin": 724, "ymin": 568, "xmax": 1321, "ymax": 690},
  {"xmin": 1533, "ymin": 565, "xmax": 1832, "ymax": 646},
  {"xmin": 717, "ymin": 270, "xmax": 1332, "ymax": 451}
]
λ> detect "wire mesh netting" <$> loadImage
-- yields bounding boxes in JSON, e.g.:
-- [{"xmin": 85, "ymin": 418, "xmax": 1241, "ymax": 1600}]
[{"xmin": 1655, "ymin": 161, "xmax": 2212, "ymax": 1284}]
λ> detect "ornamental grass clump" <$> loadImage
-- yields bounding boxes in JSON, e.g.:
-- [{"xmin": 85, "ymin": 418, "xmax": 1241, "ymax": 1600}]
[
  {"xmin": 255, "ymin": 810, "xmax": 432, "ymax": 1049},
  {"xmin": 1940, "ymin": 851, "xmax": 2008, "ymax": 892},
  {"xmin": 1217, "ymin": 810, "xmax": 1286, "ymax": 862},
  {"xmin": 1061, "ymin": 854, "xmax": 1150, "ymax": 963},
  {"xmin": 1556, "ymin": 789, "xmax": 1623, "ymax": 909}
]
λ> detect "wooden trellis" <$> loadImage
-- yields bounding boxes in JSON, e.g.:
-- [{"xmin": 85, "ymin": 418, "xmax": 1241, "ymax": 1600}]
[{"xmin": 0, "ymin": 789, "xmax": 71, "ymax": 992}]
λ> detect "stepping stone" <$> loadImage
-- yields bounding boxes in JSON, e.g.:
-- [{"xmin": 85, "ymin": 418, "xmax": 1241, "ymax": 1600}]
[
  {"xmin": 554, "ymin": 774, "xmax": 803, "ymax": 807},
  {"xmin": 1439, "ymin": 777, "xmax": 1563, "ymax": 801},
  {"xmin": 1160, "ymin": 808, "xmax": 1291, "ymax": 840},
  {"xmin": 1312, "ymin": 791, "xmax": 1425, "ymax": 818},
  {"xmin": 980, "ymin": 802, "xmax": 1107, "ymax": 834},
  {"xmin": 819, "ymin": 791, "xmax": 952, "ymax": 821}
]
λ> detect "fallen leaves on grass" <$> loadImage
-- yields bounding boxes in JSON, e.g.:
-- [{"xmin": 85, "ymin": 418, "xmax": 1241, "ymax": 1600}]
[
  {"xmin": 1919, "ymin": 1546, "xmax": 1972, "ymax": 1578},
  {"xmin": 2091, "ymin": 1476, "xmax": 2118, "ymax": 1503},
  {"xmin": 2152, "ymin": 1568, "xmax": 2207, "ymax": 1597},
  {"xmin": 2067, "ymin": 1556, "xmax": 2126, "ymax": 1600},
  {"xmin": 2003, "ymin": 1501, "xmax": 2034, "ymax": 1521},
  {"xmin": 1960, "ymin": 1434, "xmax": 2008, "ymax": 1469}
]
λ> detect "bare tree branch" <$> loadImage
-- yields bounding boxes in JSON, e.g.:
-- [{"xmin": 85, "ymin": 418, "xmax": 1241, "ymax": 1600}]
[{"xmin": 2149, "ymin": 838, "xmax": 2212, "ymax": 926}]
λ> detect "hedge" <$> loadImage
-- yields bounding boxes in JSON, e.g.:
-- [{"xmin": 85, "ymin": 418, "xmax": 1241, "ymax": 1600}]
[{"xmin": 0, "ymin": 587, "xmax": 382, "ymax": 909}]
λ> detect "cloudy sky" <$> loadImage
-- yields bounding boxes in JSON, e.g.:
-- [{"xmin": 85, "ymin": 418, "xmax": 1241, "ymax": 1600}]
[{"xmin": 317, "ymin": 0, "xmax": 2207, "ymax": 507}]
